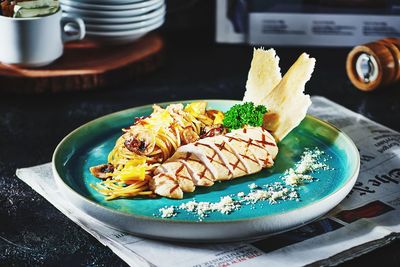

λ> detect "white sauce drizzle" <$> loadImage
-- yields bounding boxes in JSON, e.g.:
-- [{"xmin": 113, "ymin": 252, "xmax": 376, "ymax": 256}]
[
  {"xmin": 178, "ymin": 160, "xmax": 201, "ymax": 185},
  {"xmin": 203, "ymin": 141, "xmax": 235, "ymax": 176},
  {"xmin": 222, "ymin": 139, "xmax": 250, "ymax": 173},
  {"xmin": 156, "ymin": 165, "xmax": 169, "ymax": 174},
  {"xmin": 226, "ymin": 129, "xmax": 272, "ymax": 168},
  {"xmin": 176, "ymin": 144, "xmax": 218, "ymax": 180}
]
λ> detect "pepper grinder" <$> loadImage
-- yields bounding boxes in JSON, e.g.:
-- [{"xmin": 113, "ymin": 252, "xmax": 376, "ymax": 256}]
[{"xmin": 346, "ymin": 38, "xmax": 400, "ymax": 91}]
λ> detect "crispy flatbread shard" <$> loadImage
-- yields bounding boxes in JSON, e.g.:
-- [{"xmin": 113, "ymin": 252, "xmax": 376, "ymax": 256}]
[
  {"xmin": 260, "ymin": 53, "xmax": 315, "ymax": 141},
  {"xmin": 243, "ymin": 48, "xmax": 282, "ymax": 105},
  {"xmin": 150, "ymin": 127, "xmax": 278, "ymax": 199}
]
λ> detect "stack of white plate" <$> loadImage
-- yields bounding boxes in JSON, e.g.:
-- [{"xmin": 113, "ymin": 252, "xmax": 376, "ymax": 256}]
[{"xmin": 60, "ymin": 0, "xmax": 165, "ymax": 45}]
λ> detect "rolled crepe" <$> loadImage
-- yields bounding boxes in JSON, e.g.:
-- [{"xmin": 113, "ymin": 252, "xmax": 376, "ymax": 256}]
[{"xmin": 150, "ymin": 127, "xmax": 278, "ymax": 199}]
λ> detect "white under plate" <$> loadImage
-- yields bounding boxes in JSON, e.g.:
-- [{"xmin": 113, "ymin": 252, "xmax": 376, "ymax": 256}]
[
  {"xmin": 86, "ymin": 33, "xmax": 148, "ymax": 45},
  {"xmin": 64, "ymin": 5, "xmax": 165, "ymax": 24},
  {"xmin": 85, "ymin": 15, "xmax": 164, "ymax": 31},
  {"xmin": 84, "ymin": 19, "xmax": 163, "ymax": 44},
  {"xmin": 60, "ymin": 0, "xmax": 162, "ymax": 11},
  {"xmin": 71, "ymin": 0, "xmax": 144, "ymax": 4},
  {"xmin": 85, "ymin": 18, "xmax": 163, "ymax": 36},
  {"xmin": 60, "ymin": 0, "xmax": 163, "ymax": 17}
]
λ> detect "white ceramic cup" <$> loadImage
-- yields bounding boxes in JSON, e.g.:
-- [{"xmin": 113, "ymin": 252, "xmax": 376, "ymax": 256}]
[{"xmin": 0, "ymin": 10, "xmax": 85, "ymax": 67}]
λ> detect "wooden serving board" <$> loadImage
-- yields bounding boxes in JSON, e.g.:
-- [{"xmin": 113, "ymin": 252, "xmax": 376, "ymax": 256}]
[{"xmin": 0, "ymin": 33, "xmax": 163, "ymax": 94}]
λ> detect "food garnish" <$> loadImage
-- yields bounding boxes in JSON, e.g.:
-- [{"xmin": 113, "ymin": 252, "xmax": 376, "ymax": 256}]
[
  {"xmin": 243, "ymin": 48, "xmax": 315, "ymax": 141},
  {"xmin": 222, "ymin": 102, "xmax": 267, "ymax": 131},
  {"xmin": 243, "ymin": 48, "xmax": 281, "ymax": 105}
]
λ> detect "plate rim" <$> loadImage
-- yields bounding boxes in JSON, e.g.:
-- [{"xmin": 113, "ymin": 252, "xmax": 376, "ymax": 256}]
[{"xmin": 52, "ymin": 99, "xmax": 360, "ymax": 224}]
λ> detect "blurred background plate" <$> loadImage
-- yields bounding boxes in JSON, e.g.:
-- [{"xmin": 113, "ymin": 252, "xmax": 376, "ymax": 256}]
[
  {"xmin": 85, "ymin": 19, "xmax": 163, "ymax": 36},
  {"xmin": 85, "ymin": 15, "xmax": 164, "ymax": 31},
  {"xmin": 71, "ymin": 0, "xmax": 144, "ymax": 3},
  {"xmin": 61, "ymin": 0, "xmax": 163, "ymax": 17},
  {"xmin": 84, "ymin": 19, "xmax": 164, "ymax": 44},
  {"xmin": 60, "ymin": 0, "xmax": 162, "ymax": 11},
  {"xmin": 86, "ymin": 33, "xmax": 148, "ymax": 44},
  {"xmin": 76, "ymin": 4, "xmax": 165, "ymax": 24}
]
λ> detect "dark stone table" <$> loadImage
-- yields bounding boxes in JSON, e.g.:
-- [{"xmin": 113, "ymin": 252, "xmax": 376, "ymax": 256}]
[{"xmin": 1, "ymin": 32, "xmax": 399, "ymax": 266}]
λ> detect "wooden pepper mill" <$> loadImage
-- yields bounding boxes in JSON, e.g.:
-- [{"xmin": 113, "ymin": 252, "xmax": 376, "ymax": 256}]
[{"xmin": 346, "ymin": 38, "xmax": 400, "ymax": 91}]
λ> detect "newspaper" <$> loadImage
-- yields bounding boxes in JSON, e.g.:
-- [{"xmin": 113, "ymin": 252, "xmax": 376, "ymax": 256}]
[{"xmin": 16, "ymin": 96, "xmax": 400, "ymax": 267}]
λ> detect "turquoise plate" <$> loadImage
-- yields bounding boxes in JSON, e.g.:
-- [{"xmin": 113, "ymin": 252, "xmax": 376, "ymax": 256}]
[{"xmin": 53, "ymin": 100, "xmax": 360, "ymax": 242}]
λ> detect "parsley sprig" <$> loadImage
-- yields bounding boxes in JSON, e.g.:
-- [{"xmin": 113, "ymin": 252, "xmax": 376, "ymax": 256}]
[{"xmin": 222, "ymin": 102, "xmax": 267, "ymax": 131}]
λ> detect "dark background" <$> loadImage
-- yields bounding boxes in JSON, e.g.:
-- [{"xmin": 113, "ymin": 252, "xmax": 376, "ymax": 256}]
[{"xmin": 1, "ymin": 1, "xmax": 400, "ymax": 266}]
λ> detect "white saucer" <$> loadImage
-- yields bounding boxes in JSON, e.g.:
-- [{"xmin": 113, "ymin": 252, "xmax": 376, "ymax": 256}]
[
  {"xmin": 86, "ymin": 18, "xmax": 163, "ymax": 37},
  {"xmin": 60, "ymin": 0, "xmax": 162, "ymax": 11},
  {"xmin": 73, "ymin": 0, "xmax": 144, "ymax": 3},
  {"xmin": 76, "ymin": 5, "xmax": 164, "ymax": 24},
  {"xmin": 85, "ymin": 15, "xmax": 164, "ymax": 31},
  {"xmin": 61, "ymin": 0, "xmax": 163, "ymax": 17}
]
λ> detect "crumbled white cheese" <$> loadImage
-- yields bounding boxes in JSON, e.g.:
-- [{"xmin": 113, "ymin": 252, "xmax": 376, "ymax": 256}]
[
  {"xmin": 179, "ymin": 201, "xmax": 197, "ymax": 212},
  {"xmin": 283, "ymin": 148, "xmax": 328, "ymax": 186},
  {"xmin": 284, "ymin": 168, "xmax": 313, "ymax": 186},
  {"xmin": 196, "ymin": 202, "xmax": 211, "ymax": 217},
  {"xmin": 244, "ymin": 190, "xmax": 271, "ymax": 203},
  {"xmin": 289, "ymin": 190, "xmax": 299, "ymax": 200},
  {"xmin": 295, "ymin": 148, "xmax": 327, "ymax": 174},
  {"xmin": 214, "ymin": 196, "xmax": 238, "ymax": 214},
  {"xmin": 159, "ymin": 183, "xmax": 296, "ymax": 219},
  {"xmin": 178, "ymin": 196, "xmax": 241, "ymax": 219},
  {"xmin": 270, "ymin": 190, "xmax": 285, "ymax": 202},
  {"xmin": 244, "ymin": 183, "xmax": 293, "ymax": 204},
  {"xmin": 248, "ymin": 183, "xmax": 258, "ymax": 190},
  {"xmin": 159, "ymin": 206, "xmax": 176, "ymax": 218}
]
